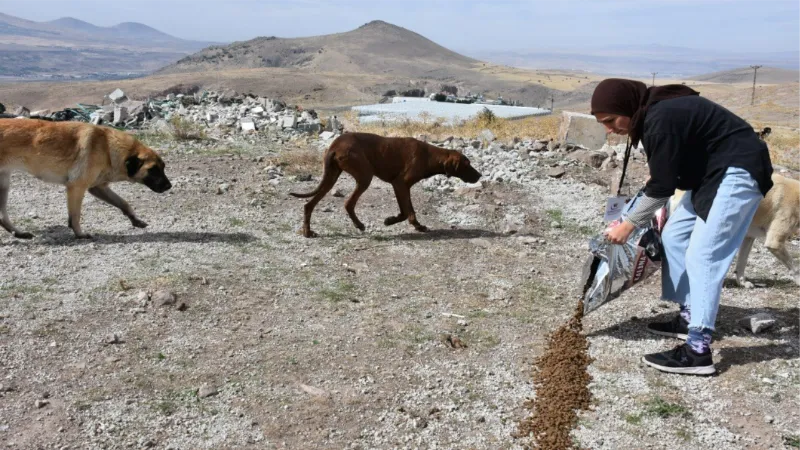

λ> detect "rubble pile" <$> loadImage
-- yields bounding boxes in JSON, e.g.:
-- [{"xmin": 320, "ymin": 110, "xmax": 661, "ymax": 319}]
[{"xmin": 1, "ymin": 88, "xmax": 341, "ymax": 138}]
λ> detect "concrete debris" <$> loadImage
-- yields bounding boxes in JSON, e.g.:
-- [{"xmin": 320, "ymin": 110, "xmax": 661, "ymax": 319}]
[
  {"xmin": 557, "ymin": 111, "xmax": 608, "ymax": 150},
  {"xmin": 108, "ymin": 88, "xmax": 127, "ymax": 104}
]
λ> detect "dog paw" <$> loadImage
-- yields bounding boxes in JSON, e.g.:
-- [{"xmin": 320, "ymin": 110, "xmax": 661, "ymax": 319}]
[
  {"xmin": 415, "ymin": 225, "xmax": 429, "ymax": 232},
  {"xmin": 131, "ymin": 218, "xmax": 149, "ymax": 228},
  {"xmin": 384, "ymin": 217, "xmax": 400, "ymax": 226},
  {"xmin": 355, "ymin": 222, "xmax": 365, "ymax": 231},
  {"xmin": 74, "ymin": 233, "xmax": 93, "ymax": 240},
  {"xmin": 299, "ymin": 229, "xmax": 318, "ymax": 238},
  {"xmin": 12, "ymin": 231, "xmax": 34, "ymax": 240}
]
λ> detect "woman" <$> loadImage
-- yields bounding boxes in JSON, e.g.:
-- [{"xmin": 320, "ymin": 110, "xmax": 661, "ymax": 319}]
[{"xmin": 591, "ymin": 78, "xmax": 773, "ymax": 375}]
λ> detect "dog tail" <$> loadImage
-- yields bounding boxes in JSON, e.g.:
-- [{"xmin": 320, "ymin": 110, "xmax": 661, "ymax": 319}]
[{"xmin": 289, "ymin": 151, "xmax": 337, "ymax": 198}]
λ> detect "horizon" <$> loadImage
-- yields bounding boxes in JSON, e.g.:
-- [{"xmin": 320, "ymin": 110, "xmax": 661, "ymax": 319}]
[{"xmin": 2, "ymin": 0, "xmax": 798, "ymax": 55}]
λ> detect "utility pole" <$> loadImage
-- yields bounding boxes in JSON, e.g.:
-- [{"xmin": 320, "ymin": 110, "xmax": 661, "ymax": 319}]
[
  {"xmin": 550, "ymin": 94, "xmax": 554, "ymax": 111},
  {"xmin": 750, "ymin": 65, "xmax": 762, "ymax": 105},
  {"xmin": 651, "ymin": 72, "xmax": 658, "ymax": 87}
]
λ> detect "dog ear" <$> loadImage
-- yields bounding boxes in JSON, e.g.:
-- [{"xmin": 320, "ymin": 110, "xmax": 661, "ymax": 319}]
[
  {"xmin": 443, "ymin": 154, "xmax": 460, "ymax": 177},
  {"xmin": 125, "ymin": 156, "xmax": 144, "ymax": 177}
]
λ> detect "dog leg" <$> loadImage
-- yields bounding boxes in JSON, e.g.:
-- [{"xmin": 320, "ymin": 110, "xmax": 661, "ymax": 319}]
[
  {"xmin": 66, "ymin": 184, "xmax": 92, "ymax": 239},
  {"xmin": 301, "ymin": 167, "xmax": 341, "ymax": 238},
  {"xmin": 0, "ymin": 171, "xmax": 33, "ymax": 239},
  {"xmin": 344, "ymin": 176, "xmax": 371, "ymax": 232},
  {"xmin": 89, "ymin": 185, "xmax": 148, "ymax": 228},
  {"xmin": 384, "ymin": 181, "xmax": 409, "ymax": 226},
  {"xmin": 734, "ymin": 236, "xmax": 756, "ymax": 288},
  {"xmin": 765, "ymin": 235, "xmax": 799, "ymax": 285},
  {"xmin": 392, "ymin": 182, "xmax": 427, "ymax": 232}
]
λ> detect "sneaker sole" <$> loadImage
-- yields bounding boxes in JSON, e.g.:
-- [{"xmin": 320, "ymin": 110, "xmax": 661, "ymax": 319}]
[
  {"xmin": 642, "ymin": 357, "xmax": 716, "ymax": 375},
  {"xmin": 646, "ymin": 328, "xmax": 688, "ymax": 340}
]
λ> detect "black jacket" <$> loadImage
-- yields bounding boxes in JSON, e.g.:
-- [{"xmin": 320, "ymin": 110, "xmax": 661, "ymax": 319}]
[{"xmin": 642, "ymin": 96, "xmax": 773, "ymax": 221}]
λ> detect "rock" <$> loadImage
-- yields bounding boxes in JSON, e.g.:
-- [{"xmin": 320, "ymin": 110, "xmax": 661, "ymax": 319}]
[
  {"xmin": 295, "ymin": 174, "xmax": 312, "ymax": 182},
  {"xmin": 326, "ymin": 115, "xmax": 341, "ymax": 132},
  {"xmin": 738, "ymin": 313, "xmax": 776, "ymax": 334},
  {"xmin": 217, "ymin": 183, "xmax": 230, "ymax": 195},
  {"xmin": 319, "ymin": 131, "xmax": 335, "ymax": 140},
  {"xmin": 547, "ymin": 167, "xmax": 566, "ymax": 178},
  {"xmin": 600, "ymin": 156, "xmax": 618, "ymax": 171},
  {"xmin": 35, "ymin": 400, "xmax": 49, "ymax": 409},
  {"xmin": 417, "ymin": 134, "xmax": 429, "ymax": 142},
  {"xmin": 480, "ymin": 129, "xmax": 495, "ymax": 144},
  {"xmin": 532, "ymin": 141, "xmax": 547, "ymax": 152},
  {"xmin": 280, "ymin": 115, "xmax": 297, "ymax": 129},
  {"xmin": 240, "ymin": 117, "xmax": 256, "ymax": 132},
  {"xmin": 764, "ymin": 415, "xmax": 775, "ymax": 424},
  {"xmin": 13, "ymin": 106, "xmax": 30, "ymax": 118},
  {"xmin": 551, "ymin": 221, "xmax": 562, "ymax": 228},
  {"xmin": 108, "ymin": 88, "xmax": 127, "ymax": 104},
  {"xmin": 557, "ymin": 111, "xmax": 608, "ymax": 150},
  {"xmin": 571, "ymin": 150, "xmax": 607, "ymax": 168},
  {"xmin": 470, "ymin": 140, "xmax": 481, "ymax": 149},
  {"xmin": 152, "ymin": 290, "xmax": 176, "ymax": 307},
  {"xmin": 104, "ymin": 333, "xmax": 122, "ymax": 345},
  {"xmin": 206, "ymin": 113, "xmax": 218, "ymax": 122},
  {"xmin": 113, "ymin": 106, "xmax": 129, "ymax": 124},
  {"xmin": 332, "ymin": 188, "xmax": 346, "ymax": 198},
  {"xmin": 198, "ymin": 384, "xmax": 219, "ymax": 398},
  {"xmin": 31, "ymin": 109, "xmax": 50, "ymax": 117}
]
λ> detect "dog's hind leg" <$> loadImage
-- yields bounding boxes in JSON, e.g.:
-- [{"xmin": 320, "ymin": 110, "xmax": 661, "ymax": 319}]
[
  {"xmin": 301, "ymin": 163, "xmax": 342, "ymax": 238},
  {"xmin": 66, "ymin": 183, "xmax": 92, "ymax": 239},
  {"xmin": 764, "ymin": 229, "xmax": 799, "ymax": 285},
  {"xmin": 0, "ymin": 171, "xmax": 33, "ymax": 239},
  {"xmin": 340, "ymin": 156, "xmax": 373, "ymax": 232},
  {"xmin": 89, "ymin": 184, "xmax": 148, "ymax": 228},
  {"xmin": 734, "ymin": 236, "xmax": 756, "ymax": 288}
]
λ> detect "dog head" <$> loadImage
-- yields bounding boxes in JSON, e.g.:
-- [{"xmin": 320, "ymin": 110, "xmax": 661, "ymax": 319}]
[
  {"xmin": 125, "ymin": 142, "xmax": 172, "ymax": 193},
  {"xmin": 443, "ymin": 151, "xmax": 482, "ymax": 183}
]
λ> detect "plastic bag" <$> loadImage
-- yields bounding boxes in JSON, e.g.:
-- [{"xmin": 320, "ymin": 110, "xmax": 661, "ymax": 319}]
[{"xmin": 581, "ymin": 190, "xmax": 668, "ymax": 315}]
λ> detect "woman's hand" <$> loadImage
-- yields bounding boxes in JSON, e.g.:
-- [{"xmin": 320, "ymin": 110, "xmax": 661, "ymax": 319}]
[{"xmin": 604, "ymin": 220, "xmax": 636, "ymax": 244}]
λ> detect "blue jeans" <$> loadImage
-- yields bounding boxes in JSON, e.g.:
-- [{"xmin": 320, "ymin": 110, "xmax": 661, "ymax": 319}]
[{"xmin": 661, "ymin": 167, "xmax": 762, "ymax": 332}]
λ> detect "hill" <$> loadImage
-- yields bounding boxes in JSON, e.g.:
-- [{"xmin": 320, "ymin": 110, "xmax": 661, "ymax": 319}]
[
  {"xmin": 159, "ymin": 20, "xmax": 477, "ymax": 75},
  {"xmin": 0, "ymin": 13, "xmax": 217, "ymax": 79},
  {"xmin": 690, "ymin": 66, "xmax": 799, "ymax": 84}
]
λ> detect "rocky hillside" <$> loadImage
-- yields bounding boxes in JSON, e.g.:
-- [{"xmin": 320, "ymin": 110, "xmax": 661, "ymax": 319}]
[{"xmin": 159, "ymin": 20, "xmax": 477, "ymax": 76}]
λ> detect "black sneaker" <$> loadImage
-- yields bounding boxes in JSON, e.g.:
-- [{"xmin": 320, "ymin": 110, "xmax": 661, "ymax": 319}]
[
  {"xmin": 646, "ymin": 314, "xmax": 689, "ymax": 340},
  {"xmin": 642, "ymin": 343, "xmax": 716, "ymax": 375}
]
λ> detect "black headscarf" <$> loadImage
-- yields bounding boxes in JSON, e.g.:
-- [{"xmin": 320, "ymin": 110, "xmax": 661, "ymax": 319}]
[{"xmin": 590, "ymin": 78, "xmax": 699, "ymax": 147}]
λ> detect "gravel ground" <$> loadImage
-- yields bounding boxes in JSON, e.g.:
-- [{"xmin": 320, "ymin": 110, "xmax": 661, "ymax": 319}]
[{"xmin": 1, "ymin": 134, "xmax": 797, "ymax": 449}]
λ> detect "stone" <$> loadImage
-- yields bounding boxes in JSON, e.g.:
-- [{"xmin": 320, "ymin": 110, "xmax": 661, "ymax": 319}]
[
  {"xmin": 571, "ymin": 150, "xmax": 607, "ymax": 168},
  {"xmin": 470, "ymin": 140, "xmax": 481, "ymax": 149},
  {"xmin": 280, "ymin": 115, "xmax": 297, "ymax": 129},
  {"xmin": 326, "ymin": 115, "xmax": 341, "ymax": 132},
  {"xmin": 738, "ymin": 313, "xmax": 776, "ymax": 334},
  {"xmin": 332, "ymin": 188, "xmax": 345, "ymax": 198},
  {"xmin": 198, "ymin": 384, "xmax": 219, "ymax": 398},
  {"xmin": 217, "ymin": 183, "xmax": 230, "ymax": 195},
  {"xmin": 480, "ymin": 129, "xmax": 495, "ymax": 144},
  {"xmin": 240, "ymin": 117, "xmax": 256, "ymax": 132},
  {"xmin": 206, "ymin": 112, "xmax": 218, "ymax": 122},
  {"xmin": 153, "ymin": 290, "xmax": 176, "ymax": 307},
  {"xmin": 108, "ymin": 88, "xmax": 127, "ymax": 104},
  {"xmin": 104, "ymin": 333, "xmax": 122, "ymax": 345},
  {"xmin": 13, "ymin": 106, "xmax": 30, "ymax": 117},
  {"xmin": 35, "ymin": 400, "xmax": 49, "ymax": 409},
  {"xmin": 297, "ymin": 122, "xmax": 322, "ymax": 134},
  {"xmin": 600, "ymin": 156, "xmax": 618, "ymax": 171},
  {"xmin": 113, "ymin": 106, "xmax": 129, "ymax": 124},
  {"xmin": 30, "ymin": 109, "xmax": 50, "ymax": 117},
  {"xmin": 251, "ymin": 106, "xmax": 265, "ymax": 116},
  {"xmin": 320, "ymin": 131, "xmax": 335, "ymax": 140},
  {"xmin": 547, "ymin": 167, "xmax": 566, "ymax": 178},
  {"xmin": 532, "ymin": 141, "xmax": 547, "ymax": 152},
  {"xmin": 557, "ymin": 111, "xmax": 608, "ymax": 150}
]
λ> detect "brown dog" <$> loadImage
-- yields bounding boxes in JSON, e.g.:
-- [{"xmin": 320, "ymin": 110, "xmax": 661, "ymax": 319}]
[
  {"xmin": 290, "ymin": 132, "xmax": 482, "ymax": 237},
  {"xmin": 0, "ymin": 119, "xmax": 171, "ymax": 239}
]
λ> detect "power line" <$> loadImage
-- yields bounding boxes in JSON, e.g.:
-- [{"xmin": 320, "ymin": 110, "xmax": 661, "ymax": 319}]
[{"xmin": 750, "ymin": 65, "xmax": 762, "ymax": 106}]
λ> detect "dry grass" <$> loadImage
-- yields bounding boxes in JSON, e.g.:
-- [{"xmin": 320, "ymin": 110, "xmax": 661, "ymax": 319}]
[
  {"xmin": 268, "ymin": 148, "xmax": 323, "ymax": 175},
  {"xmin": 763, "ymin": 128, "xmax": 800, "ymax": 170},
  {"xmin": 347, "ymin": 112, "xmax": 562, "ymax": 142}
]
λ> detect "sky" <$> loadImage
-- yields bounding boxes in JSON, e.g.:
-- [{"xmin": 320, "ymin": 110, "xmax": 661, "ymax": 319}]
[{"xmin": 1, "ymin": 0, "xmax": 798, "ymax": 53}]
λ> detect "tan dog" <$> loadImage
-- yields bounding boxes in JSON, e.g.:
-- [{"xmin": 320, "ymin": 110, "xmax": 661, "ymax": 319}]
[
  {"xmin": 290, "ymin": 132, "xmax": 482, "ymax": 237},
  {"xmin": 670, "ymin": 174, "xmax": 800, "ymax": 286},
  {"xmin": 0, "ymin": 119, "xmax": 171, "ymax": 239}
]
